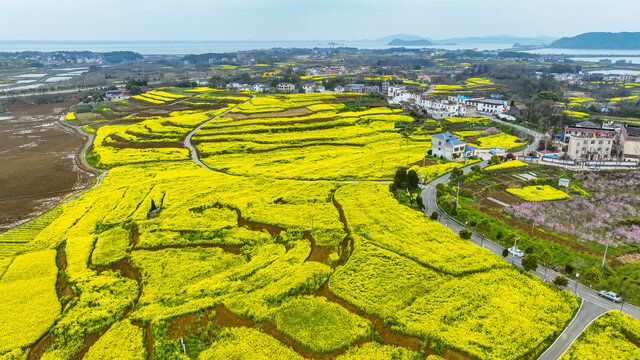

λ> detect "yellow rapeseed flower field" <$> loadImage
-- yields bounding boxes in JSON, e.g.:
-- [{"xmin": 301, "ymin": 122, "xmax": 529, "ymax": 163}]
[
  {"xmin": 507, "ymin": 185, "xmax": 570, "ymax": 201},
  {"xmin": 484, "ymin": 160, "xmax": 529, "ymax": 171},
  {"xmin": 0, "ymin": 93, "xmax": 579, "ymax": 359}
]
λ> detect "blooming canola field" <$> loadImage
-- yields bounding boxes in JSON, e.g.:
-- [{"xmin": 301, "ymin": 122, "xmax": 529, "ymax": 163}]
[{"xmin": 0, "ymin": 91, "xmax": 580, "ymax": 359}]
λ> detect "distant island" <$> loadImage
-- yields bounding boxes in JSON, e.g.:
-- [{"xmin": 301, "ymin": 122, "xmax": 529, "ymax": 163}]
[
  {"xmin": 549, "ymin": 32, "xmax": 640, "ymax": 49},
  {"xmin": 388, "ymin": 38, "xmax": 434, "ymax": 46}
]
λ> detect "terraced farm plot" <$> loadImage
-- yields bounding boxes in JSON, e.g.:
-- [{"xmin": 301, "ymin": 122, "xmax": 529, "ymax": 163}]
[
  {"xmin": 507, "ymin": 185, "xmax": 570, "ymax": 202},
  {"xmin": 270, "ymin": 296, "xmax": 373, "ymax": 353},
  {"xmin": 194, "ymin": 104, "xmax": 422, "ymax": 180},
  {"xmin": 83, "ymin": 319, "xmax": 146, "ymax": 360},
  {"xmin": 199, "ymin": 327, "xmax": 303, "ymax": 360},
  {"xmin": 471, "ymin": 133, "xmax": 522, "ymax": 149},
  {"xmin": 0, "ymin": 250, "xmax": 60, "ymax": 354},
  {"xmin": 0, "ymin": 207, "xmax": 62, "ymax": 259},
  {"xmin": 0, "ymin": 92, "xmax": 581, "ymax": 360}
]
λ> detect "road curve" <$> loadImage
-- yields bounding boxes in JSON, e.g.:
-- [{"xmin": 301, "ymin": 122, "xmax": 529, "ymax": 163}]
[
  {"xmin": 538, "ymin": 300, "xmax": 607, "ymax": 360},
  {"xmin": 420, "ymin": 159, "xmax": 640, "ymax": 359},
  {"xmin": 184, "ymin": 96, "xmax": 255, "ymax": 170}
]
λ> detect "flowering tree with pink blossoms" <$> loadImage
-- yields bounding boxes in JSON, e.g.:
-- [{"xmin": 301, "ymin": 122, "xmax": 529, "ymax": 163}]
[{"xmin": 505, "ymin": 170, "xmax": 640, "ymax": 247}]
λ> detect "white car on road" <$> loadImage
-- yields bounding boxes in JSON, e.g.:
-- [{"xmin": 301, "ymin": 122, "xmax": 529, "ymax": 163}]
[
  {"xmin": 508, "ymin": 247, "xmax": 525, "ymax": 257},
  {"xmin": 599, "ymin": 291, "xmax": 622, "ymax": 303}
]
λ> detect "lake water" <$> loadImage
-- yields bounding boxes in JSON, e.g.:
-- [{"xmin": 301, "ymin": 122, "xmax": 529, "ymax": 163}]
[
  {"xmin": 525, "ymin": 48, "xmax": 640, "ymax": 64},
  {"xmin": 1, "ymin": 41, "xmax": 640, "ymax": 65},
  {"xmin": 584, "ymin": 69, "xmax": 640, "ymax": 75},
  {"xmin": 0, "ymin": 40, "xmax": 513, "ymax": 55},
  {"xmin": 526, "ymin": 48, "xmax": 640, "ymax": 56}
]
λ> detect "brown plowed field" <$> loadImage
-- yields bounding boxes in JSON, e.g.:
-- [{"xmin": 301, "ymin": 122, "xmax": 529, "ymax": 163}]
[{"xmin": 0, "ymin": 100, "xmax": 94, "ymax": 231}]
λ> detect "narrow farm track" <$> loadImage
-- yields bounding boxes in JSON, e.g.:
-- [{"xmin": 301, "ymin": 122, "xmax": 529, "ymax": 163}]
[{"xmin": 184, "ymin": 95, "xmax": 256, "ymax": 169}]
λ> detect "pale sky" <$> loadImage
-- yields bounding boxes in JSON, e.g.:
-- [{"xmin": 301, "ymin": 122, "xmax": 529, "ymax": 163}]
[{"xmin": 2, "ymin": 0, "xmax": 638, "ymax": 41}]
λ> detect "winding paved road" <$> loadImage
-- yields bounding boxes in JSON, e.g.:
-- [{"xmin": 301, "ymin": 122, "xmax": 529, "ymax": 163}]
[
  {"xmin": 184, "ymin": 96, "xmax": 255, "ymax": 170},
  {"xmin": 420, "ymin": 151, "xmax": 640, "ymax": 359},
  {"xmin": 489, "ymin": 116, "xmax": 543, "ymax": 157}
]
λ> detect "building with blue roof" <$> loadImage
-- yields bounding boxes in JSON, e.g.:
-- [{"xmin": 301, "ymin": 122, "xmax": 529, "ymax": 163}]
[{"xmin": 432, "ymin": 132, "xmax": 473, "ymax": 160}]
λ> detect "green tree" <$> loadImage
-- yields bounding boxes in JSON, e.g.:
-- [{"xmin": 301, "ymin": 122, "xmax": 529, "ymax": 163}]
[
  {"xmin": 407, "ymin": 170, "xmax": 419, "ymax": 189},
  {"xmin": 472, "ymin": 164, "xmax": 483, "ymax": 173},
  {"xmin": 554, "ymin": 275, "xmax": 569, "ymax": 288},
  {"xmin": 583, "ymin": 266, "xmax": 603, "ymax": 287},
  {"xmin": 450, "ymin": 167, "xmax": 463, "ymax": 184},
  {"xmin": 522, "ymin": 254, "xmax": 538, "ymax": 272},
  {"xmin": 476, "ymin": 218, "xmax": 491, "ymax": 247},
  {"xmin": 502, "ymin": 248, "xmax": 509, "ymax": 257},
  {"xmin": 393, "ymin": 167, "xmax": 408, "ymax": 190},
  {"xmin": 416, "ymin": 196, "xmax": 425, "ymax": 210},
  {"xmin": 489, "ymin": 154, "xmax": 501, "ymax": 165},
  {"xmin": 540, "ymin": 249, "xmax": 553, "ymax": 280},
  {"xmin": 459, "ymin": 229, "xmax": 472, "ymax": 240},
  {"xmin": 209, "ymin": 75, "xmax": 227, "ymax": 89},
  {"xmin": 430, "ymin": 211, "xmax": 439, "ymax": 221},
  {"xmin": 503, "ymin": 233, "xmax": 517, "ymax": 248},
  {"xmin": 457, "ymin": 209, "xmax": 469, "ymax": 223},
  {"xmin": 534, "ymin": 91, "xmax": 560, "ymax": 102},
  {"xmin": 128, "ymin": 85, "xmax": 142, "ymax": 96},
  {"xmin": 437, "ymin": 195, "xmax": 454, "ymax": 214},
  {"xmin": 564, "ymin": 264, "xmax": 574, "ymax": 275}
]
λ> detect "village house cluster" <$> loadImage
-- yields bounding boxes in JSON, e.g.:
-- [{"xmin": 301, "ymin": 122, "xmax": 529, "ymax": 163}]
[
  {"xmin": 386, "ymin": 84, "xmax": 512, "ymax": 119},
  {"xmin": 563, "ymin": 120, "xmax": 640, "ymax": 162}
]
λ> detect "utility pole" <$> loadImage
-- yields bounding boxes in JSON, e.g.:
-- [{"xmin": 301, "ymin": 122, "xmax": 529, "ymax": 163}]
[
  {"xmin": 601, "ymin": 234, "xmax": 610, "ymax": 268},
  {"xmin": 455, "ymin": 180, "xmax": 460, "ymax": 209}
]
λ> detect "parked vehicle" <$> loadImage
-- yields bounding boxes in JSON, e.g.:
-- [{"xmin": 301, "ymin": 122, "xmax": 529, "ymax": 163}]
[
  {"xmin": 599, "ymin": 290, "xmax": 622, "ymax": 303},
  {"xmin": 508, "ymin": 247, "xmax": 525, "ymax": 257}
]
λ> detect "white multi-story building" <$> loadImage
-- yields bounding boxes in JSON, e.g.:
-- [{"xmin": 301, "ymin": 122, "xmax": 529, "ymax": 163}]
[
  {"xmin": 382, "ymin": 81, "xmax": 390, "ymax": 93},
  {"xmin": 303, "ymin": 84, "xmax": 326, "ymax": 93},
  {"xmin": 252, "ymin": 83, "xmax": 265, "ymax": 93},
  {"xmin": 565, "ymin": 126, "xmax": 616, "ymax": 161},
  {"xmin": 277, "ymin": 82, "xmax": 296, "ymax": 93},
  {"xmin": 466, "ymin": 99, "xmax": 507, "ymax": 115},
  {"xmin": 620, "ymin": 126, "xmax": 640, "ymax": 162}
]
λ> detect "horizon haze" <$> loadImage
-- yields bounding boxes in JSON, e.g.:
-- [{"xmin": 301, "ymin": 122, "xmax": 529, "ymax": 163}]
[{"xmin": 2, "ymin": 0, "xmax": 638, "ymax": 41}]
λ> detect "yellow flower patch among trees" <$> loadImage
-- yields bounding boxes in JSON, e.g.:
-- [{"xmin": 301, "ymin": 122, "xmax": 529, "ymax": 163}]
[
  {"xmin": 473, "ymin": 133, "xmax": 521, "ymax": 149},
  {"xmin": 484, "ymin": 160, "xmax": 529, "ymax": 171},
  {"xmin": 444, "ymin": 117, "xmax": 489, "ymax": 124},
  {"xmin": 507, "ymin": 185, "xmax": 570, "ymax": 201}
]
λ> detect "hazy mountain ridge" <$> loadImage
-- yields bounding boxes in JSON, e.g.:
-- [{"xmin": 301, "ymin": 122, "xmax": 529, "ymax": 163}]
[
  {"xmin": 549, "ymin": 32, "xmax": 640, "ymax": 49},
  {"xmin": 381, "ymin": 34, "xmax": 555, "ymax": 45},
  {"xmin": 388, "ymin": 39, "xmax": 434, "ymax": 46}
]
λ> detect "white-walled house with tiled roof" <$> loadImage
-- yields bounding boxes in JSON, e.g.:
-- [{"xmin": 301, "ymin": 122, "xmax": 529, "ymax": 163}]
[{"xmin": 432, "ymin": 132, "xmax": 467, "ymax": 160}]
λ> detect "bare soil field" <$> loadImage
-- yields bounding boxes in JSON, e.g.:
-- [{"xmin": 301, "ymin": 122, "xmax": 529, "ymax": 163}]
[{"xmin": 0, "ymin": 100, "xmax": 94, "ymax": 231}]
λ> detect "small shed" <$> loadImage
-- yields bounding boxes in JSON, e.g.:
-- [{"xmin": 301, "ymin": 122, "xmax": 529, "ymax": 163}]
[{"xmin": 558, "ymin": 178, "xmax": 570, "ymax": 188}]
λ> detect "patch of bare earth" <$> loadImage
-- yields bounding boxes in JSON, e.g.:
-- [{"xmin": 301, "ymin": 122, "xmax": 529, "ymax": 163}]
[
  {"xmin": 0, "ymin": 100, "xmax": 94, "ymax": 231},
  {"xmin": 613, "ymin": 252, "xmax": 640, "ymax": 267}
]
